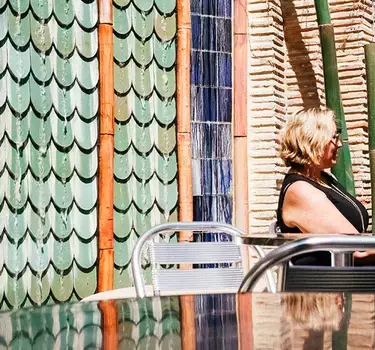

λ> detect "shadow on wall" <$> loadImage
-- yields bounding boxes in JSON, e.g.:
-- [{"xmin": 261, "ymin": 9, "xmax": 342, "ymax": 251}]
[{"xmin": 281, "ymin": 0, "xmax": 320, "ymax": 109}]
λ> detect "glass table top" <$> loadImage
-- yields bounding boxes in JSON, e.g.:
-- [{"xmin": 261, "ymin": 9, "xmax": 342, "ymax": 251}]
[{"xmin": 0, "ymin": 292, "xmax": 374, "ymax": 349}]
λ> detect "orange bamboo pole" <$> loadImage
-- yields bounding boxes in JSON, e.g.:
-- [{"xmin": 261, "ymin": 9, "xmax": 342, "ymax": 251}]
[
  {"xmin": 176, "ymin": 1, "xmax": 196, "ymax": 350},
  {"xmin": 179, "ymin": 295, "xmax": 196, "ymax": 350},
  {"xmin": 233, "ymin": 0, "xmax": 249, "ymax": 234},
  {"xmin": 177, "ymin": 0, "xmax": 193, "ymax": 240},
  {"xmin": 233, "ymin": 0, "xmax": 250, "ymax": 275},
  {"xmin": 99, "ymin": 300, "xmax": 118, "ymax": 349},
  {"xmin": 237, "ymin": 293, "xmax": 254, "ymax": 350},
  {"xmin": 99, "ymin": 0, "xmax": 112, "ymax": 24},
  {"xmin": 98, "ymin": 0, "xmax": 117, "ymax": 347},
  {"xmin": 98, "ymin": 1, "xmax": 114, "ymax": 293},
  {"xmin": 233, "ymin": 3, "xmax": 251, "ymax": 350}
]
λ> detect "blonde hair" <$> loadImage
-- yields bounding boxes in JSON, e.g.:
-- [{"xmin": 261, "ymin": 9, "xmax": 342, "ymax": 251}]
[
  {"xmin": 279, "ymin": 108, "xmax": 337, "ymax": 168},
  {"xmin": 282, "ymin": 293, "xmax": 343, "ymax": 331}
]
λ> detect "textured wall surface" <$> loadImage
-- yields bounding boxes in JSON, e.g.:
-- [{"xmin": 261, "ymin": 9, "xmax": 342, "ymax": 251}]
[
  {"xmin": 0, "ymin": 0, "xmax": 99, "ymax": 309},
  {"xmin": 0, "ymin": 0, "xmax": 179, "ymax": 309},
  {"xmin": 112, "ymin": 0, "xmax": 178, "ymax": 288},
  {"xmin": 247, "ymin": 0, "xmax": 287, "ymax": 232},
  {"xmin": 247, "ymin": 0, "xmax": 375, "ymax": 233}
]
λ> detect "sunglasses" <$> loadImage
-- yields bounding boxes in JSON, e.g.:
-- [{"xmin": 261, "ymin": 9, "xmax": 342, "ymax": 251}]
[{"xmin": 331, "ymin": 131, "xmax": 342, "ymax": 145}]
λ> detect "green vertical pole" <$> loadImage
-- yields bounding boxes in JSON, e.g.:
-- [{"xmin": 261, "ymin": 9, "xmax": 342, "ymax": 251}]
[
  {"xmin": 332, "ymin": 293, "xmax": 352, "ymax": 350},
  {"xmin": 365, "ymin": 44, "xmax": 375, "ymax": 233},
  {"xmin": 314, "ymin": 0, "xmax": 355, "ymax": 195}
]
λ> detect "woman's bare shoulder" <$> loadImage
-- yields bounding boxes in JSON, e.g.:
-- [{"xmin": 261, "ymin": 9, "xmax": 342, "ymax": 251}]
[
  {"xmin": 285, "ymin": 180, "xmax": 327, "ymax": 206},
  {"xmin": 282, "ymin": 179, "xmax": 358, "ymax": 233}
]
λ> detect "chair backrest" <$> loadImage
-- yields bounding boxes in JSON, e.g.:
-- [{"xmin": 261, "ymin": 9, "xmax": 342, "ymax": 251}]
[
  {"xmin": 239, "ymin": 235, "xmax": 375, "ymax": 293},
  {"xmin": 131, "ymin": 222, "xmax": 246, "ymax": 298},
  {"xmin": 282, "ymin": 265, "xmax": 375, "ymax": 292},
  {"xmin": 151, "ymin": 242, "xmax": 243, "ymax": 295}
]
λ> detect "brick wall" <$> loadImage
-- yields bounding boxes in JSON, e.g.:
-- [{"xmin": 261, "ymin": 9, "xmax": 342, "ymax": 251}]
[{"xmin": 247, "ymin": 0, "xmax": 375, "ymax": 233}]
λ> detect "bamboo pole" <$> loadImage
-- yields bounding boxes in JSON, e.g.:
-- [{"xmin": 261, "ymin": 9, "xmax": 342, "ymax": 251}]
[
  {"xmin": 233, "ymin": 2, "xmax": 252, "ymax": 349},
  {"xmin": 365, "ymin": 44, "xmax": 375, "ymax": 233},
  {"xmin": 176, "ymin": 1, "xmax": 196, "ymax": 350},
  {"xmin": 98, "ymin": 0, "xmax": 114, "ymax": 293},
  {"xmin": 99, "ymin": 300, "xmax": 118, "ymax": 349},
  {"xmin": 233, "ymin": 0, "xmax": 249, "ymax": 260},
  {"xmin": 98, "ymin": 0, "xmax": 117, "ymax": 347},
  {"xmin": 332, "ymin": 294, "xmax": 351, "ymax": 350},
  {"xmin": 233, "ymin": 0, "xmax": 249, "ymax": 233},
  {"xmin": 314, "ymin": 0, "xmax": 355, "ymax": 195},
  {"xmin": 177, "ymin": 0, "xmax": 193, "ymax": 238},
  {"xmin": 236, "ymin": 293, "xmax": 254, "ymax": 350}
]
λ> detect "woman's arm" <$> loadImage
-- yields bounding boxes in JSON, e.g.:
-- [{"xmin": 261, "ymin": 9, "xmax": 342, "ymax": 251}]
[{"xmin": 282, "ymin": 181, "xmax": 359, "ymax": 234}]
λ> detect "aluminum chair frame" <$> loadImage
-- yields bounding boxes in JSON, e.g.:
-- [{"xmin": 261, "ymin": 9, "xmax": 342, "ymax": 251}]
[
  {"xmin": 131, "ymin": 221, "xmax": 277, "ymax": 298},
  {"xmin": 239, "ymin": 235, "xmax": 375, "ymax": 293}
]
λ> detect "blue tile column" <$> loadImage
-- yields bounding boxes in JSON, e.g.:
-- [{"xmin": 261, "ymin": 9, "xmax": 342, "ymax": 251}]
[
  {"xmin": 191, "ymin": 0, "xmax": 233, "ymax": 234},
  {"xmin": 190, "ymin": 0, "xmax": 237, "ymax": 349}
]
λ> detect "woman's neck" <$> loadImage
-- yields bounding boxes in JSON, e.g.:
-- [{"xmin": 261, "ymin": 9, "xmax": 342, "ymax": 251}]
[{"xmin": 290, "ymin": 166, "xmax": 323, "ymax": 183}]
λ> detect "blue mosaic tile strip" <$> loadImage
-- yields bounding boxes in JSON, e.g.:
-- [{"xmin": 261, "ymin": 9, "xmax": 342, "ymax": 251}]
[
  {"xmin": 190, "ymin": 0, "xmax": 235, "ymax": 347},
  {"xmin": 191, "ymin": 0, "xmax": 232, "ymax": 17},
  {"xmin": 190, "ymin": 0, "xmax": 233, "ymax": 231}
]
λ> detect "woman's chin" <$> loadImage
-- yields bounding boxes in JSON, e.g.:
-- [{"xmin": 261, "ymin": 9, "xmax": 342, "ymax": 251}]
[{"xmin": 328, "ymin": 160, "xmax": 337, "ymax": 168}]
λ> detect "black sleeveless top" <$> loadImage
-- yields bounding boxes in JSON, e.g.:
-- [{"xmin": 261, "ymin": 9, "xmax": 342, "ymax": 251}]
[{"xmin": 277, "ymin": 172, "xmax": 369, "ymax": 266}]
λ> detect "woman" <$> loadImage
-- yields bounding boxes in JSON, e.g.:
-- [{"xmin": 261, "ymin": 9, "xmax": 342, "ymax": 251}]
[{"xmin": 277, "ymin": 108, "xmax": 369, "ymax": 265}]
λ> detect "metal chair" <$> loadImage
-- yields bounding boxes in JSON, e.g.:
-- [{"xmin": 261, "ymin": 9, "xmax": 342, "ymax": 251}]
[
  {"xmin": 239, "ymin": 235, "xmax": 375, "ymax": 293},
  {"xmin": 132, "ymin": 221, "xmax": 277, "ymax": 298},
  {"xmin": 80, "ymin": 222, "xmax": 277, "ymax": 302}
]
